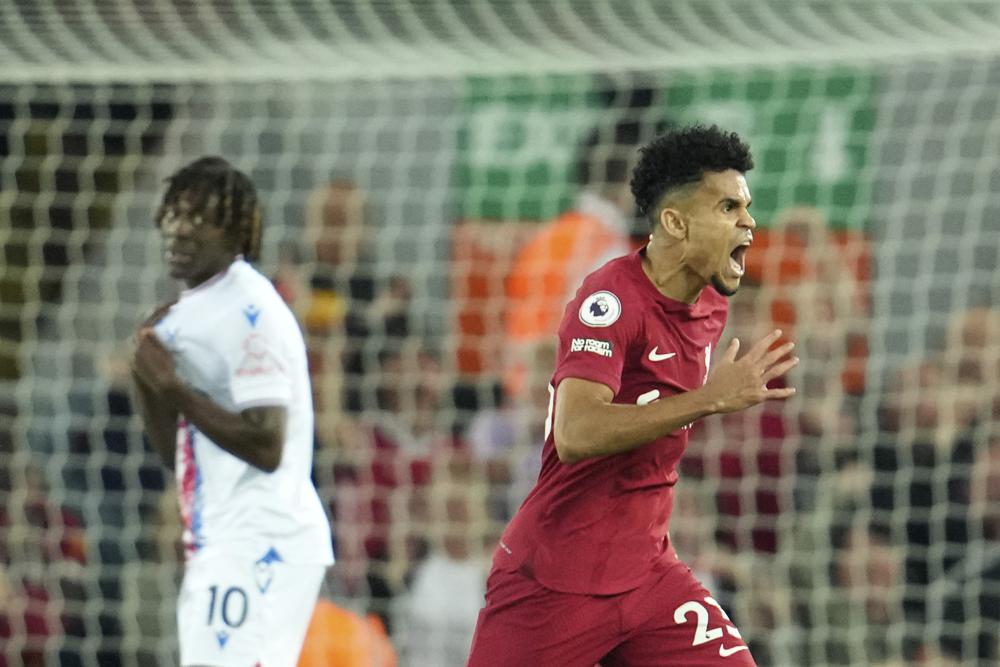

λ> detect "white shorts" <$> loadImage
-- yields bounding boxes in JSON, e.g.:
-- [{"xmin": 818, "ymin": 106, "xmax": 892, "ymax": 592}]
[{"xmin": 177, "ymin": 550, "xmax": 326, "ymax": 667}]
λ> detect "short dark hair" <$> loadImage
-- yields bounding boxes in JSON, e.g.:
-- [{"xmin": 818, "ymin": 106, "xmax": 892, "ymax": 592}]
[
  {"xmin": 630, "ymin": 125, "xmax": 754, "ymax": 222},
  {"xmin": 156, "ymin": 156, "xmax": 263, "ymax": 260}
]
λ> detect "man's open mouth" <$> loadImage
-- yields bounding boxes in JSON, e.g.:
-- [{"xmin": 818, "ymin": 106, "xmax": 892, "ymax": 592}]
[{"xmin": 729, "ymin": 242, "xmax": 750, "ymax": 276}]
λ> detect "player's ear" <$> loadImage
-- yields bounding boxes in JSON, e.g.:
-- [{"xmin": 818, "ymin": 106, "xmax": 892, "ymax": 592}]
[{"xmin": 658, "ymin": 206, "xmax": 687, "ymax": 240}]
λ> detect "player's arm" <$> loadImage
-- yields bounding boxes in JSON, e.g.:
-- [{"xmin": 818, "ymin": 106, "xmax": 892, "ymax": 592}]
[
  {"xmin": 131, "ymin": 372, "xmax": 179, "ymax": 470},
  {"xmin": 553, "ymin": 330, "xmax": 797, "ymax": 464},
  {"xmin": 132, "ymin": 327, "xmax": 286, "ymax": 472},
  {"xmin": 130, "ymin": 301, "xmax": 180, "ymax": 469},
  {"xmin": 166, "ymin": 385, "xmax": 286, "ymax": 473}
]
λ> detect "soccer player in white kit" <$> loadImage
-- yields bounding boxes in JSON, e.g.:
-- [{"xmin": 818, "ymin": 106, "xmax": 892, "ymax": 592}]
[{"xmin": 131, "ymin": 156, "xmax": 334, "ymax": 667}]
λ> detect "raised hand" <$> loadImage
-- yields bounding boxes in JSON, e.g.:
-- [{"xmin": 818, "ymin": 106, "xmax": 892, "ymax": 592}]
[{"xmin": 704, "ymin": 329, "xmax": 798, "ymax": 414}]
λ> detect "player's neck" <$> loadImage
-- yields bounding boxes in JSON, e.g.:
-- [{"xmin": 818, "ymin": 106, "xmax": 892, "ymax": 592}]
[
  {"xmin": 183, "ymin": 255, "xmax": 240, "ymax": 290},
  {"xmin": 641, "ymin": 243, "xmax": 706, "ymax": 305}
]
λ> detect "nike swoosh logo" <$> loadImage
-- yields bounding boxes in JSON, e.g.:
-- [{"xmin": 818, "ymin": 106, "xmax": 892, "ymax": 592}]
[
  {"xmin": 648, "ymin": 347, "xmax": 676, "ymax": 362},
  {"xmin": 719, "ymin": 645, "xmax": 749, "ymax": 657}
]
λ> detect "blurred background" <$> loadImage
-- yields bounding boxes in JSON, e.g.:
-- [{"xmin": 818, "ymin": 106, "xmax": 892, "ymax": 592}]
[{"xmin": 1, "ymin": 1, "xmax": 999, "ymax": 665}]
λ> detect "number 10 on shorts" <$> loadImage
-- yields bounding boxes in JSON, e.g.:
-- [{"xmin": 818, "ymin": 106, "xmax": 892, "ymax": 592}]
[{"xmin": 207, "ymin": 585, "xmax": 248, "ymax": 628}]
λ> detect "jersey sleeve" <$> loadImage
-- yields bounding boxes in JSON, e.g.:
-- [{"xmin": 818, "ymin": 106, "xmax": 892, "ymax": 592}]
[
  {"xmin": 551, "ymin": 285, "xmax": 638, "ymax": 396},
  {"xmin": 225, "ymin": 306, "xmax": 294, "ymax": 409}
]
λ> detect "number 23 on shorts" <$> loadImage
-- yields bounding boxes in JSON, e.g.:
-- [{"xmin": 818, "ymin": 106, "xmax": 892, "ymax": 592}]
[{"xmin": 674, "ymin": 597, "xmax": 749, "ymax": 658}]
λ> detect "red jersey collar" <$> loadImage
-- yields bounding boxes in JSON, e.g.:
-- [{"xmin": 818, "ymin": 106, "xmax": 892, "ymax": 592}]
[{"xmin": 628, "ymin": 247, "xmax": 718, "ymax": 319}]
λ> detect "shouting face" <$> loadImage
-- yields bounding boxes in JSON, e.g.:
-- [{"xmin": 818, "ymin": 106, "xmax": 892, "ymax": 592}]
[{"xmin": 673, "ymin": 169, "xmax": 755, "ymax": 296}]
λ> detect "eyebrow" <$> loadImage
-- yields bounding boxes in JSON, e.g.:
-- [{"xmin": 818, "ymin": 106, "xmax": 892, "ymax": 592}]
[{"xmin": 719, "ymin": 197, "xmax": 751, "ymax": 208}]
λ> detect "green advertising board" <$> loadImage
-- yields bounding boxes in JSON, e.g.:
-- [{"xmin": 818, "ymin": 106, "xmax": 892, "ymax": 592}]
[{"xmin": 458, "ymin": 68, "xmax": 876, "ymax": 229}]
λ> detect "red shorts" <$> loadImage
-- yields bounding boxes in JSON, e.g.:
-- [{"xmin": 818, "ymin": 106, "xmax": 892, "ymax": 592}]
[{"xmin": 467, "ymin": 560, "xmax": 756, "ymax": 667}]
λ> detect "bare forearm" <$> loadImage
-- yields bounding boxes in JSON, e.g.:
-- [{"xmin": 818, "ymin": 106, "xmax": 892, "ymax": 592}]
[
  {"xmin": 168, "ymin": 384, "xmax": 284, "ymax": 472},
  {"xmin": 556, "ymin": 386, "xmax": 721, "ymax": 464},
  {"xmin": 132, "ymin": 381, "xmax": 178, "ymax": 469},
  {"xmin": 553, "ymin": 333, "xmax": 798, "ymax": 465}
]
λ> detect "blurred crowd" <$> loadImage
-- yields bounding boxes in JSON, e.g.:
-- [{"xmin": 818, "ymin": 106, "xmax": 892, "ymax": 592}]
[{"xmin": 3, "ymin": 133, "xmax": 1000, "ymax": 667}]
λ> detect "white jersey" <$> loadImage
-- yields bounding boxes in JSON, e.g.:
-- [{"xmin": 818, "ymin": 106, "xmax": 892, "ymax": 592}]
[{"xmin": 154, "ymin": 259, "xmax": 333, "ymax": 566}]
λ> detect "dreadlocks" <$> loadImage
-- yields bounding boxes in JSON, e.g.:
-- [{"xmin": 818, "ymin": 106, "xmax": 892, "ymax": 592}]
[{"xmin": 156, "ymin": 156, "xmax": 263, "ymax": 261}]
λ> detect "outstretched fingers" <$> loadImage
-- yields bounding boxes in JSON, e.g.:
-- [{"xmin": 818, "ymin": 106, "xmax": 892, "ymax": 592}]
[
  {"xmin": 763, "ymin": 386, "xmax": 797, "ymax": 400},
  {"xmin": 745, "ymin": 329, "xmax": 783, "ymax": 363},
  {"xmin": 763, "ymin": 356, "xmax": 800, "ymax": 384},
  {"xmin": 761, "ymin": 341, "xmax": 795, "ymax": 368},
  {"xmin": 721, "ymin": 337, "xmax": 741, "ymax": 364}
]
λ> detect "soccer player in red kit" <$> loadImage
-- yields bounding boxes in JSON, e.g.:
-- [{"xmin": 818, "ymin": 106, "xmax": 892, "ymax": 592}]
[{"xmin": 466, "ymin": 125, "xmax": 799, "ymax": 667}]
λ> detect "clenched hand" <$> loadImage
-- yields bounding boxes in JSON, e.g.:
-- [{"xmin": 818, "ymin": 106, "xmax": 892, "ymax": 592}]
[{"xmin": 131, "ymin": 328, "xmax": 180, "ymax": 399}]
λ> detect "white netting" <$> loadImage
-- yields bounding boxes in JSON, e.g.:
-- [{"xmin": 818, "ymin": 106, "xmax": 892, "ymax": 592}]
[
  {"xmin": 2, "ymin": 0, "xmax": 1000, "ymax": 81},
  {"xmin": 2, "ymin": 1, "xmax": 1000, "ymax": 665}
]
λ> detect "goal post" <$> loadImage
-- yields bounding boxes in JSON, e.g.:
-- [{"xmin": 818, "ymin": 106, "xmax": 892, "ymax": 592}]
[{"xmin": 2, "ymin": 2, "xmax": 1000, "ymax": 665}]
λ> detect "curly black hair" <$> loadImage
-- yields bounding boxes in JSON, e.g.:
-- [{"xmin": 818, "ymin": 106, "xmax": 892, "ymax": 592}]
[
  {"xmin": 156, "ymin": 156, "xmax": 262, "ymax": 260},
  {"xmin": 629, "ymin": 125, "xmax": 753, "ymax": 223}
]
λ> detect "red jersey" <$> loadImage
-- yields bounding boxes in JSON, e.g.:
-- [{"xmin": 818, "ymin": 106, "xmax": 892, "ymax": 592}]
[{"xmin": 494, "ymin": 248, "xmax": 728, "ymax": 594}]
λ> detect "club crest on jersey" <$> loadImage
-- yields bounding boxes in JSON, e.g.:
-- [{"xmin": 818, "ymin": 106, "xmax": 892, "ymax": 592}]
[
  {"xmin": 235, "ymin": 333, "xmax": 283, "ymax": 378},
  {"xmin": 254, "ymin": 547, "xmax": 283, "ymax": 594},
  {"xmin": 579, "ymin": 291, "xmax": 621, "ymax": 327}
]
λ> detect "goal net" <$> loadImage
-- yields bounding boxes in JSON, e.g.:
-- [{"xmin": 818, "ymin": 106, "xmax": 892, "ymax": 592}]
[{"xmin": 2, "ymin": 1, "xmax": 999, "ymax": 665}]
